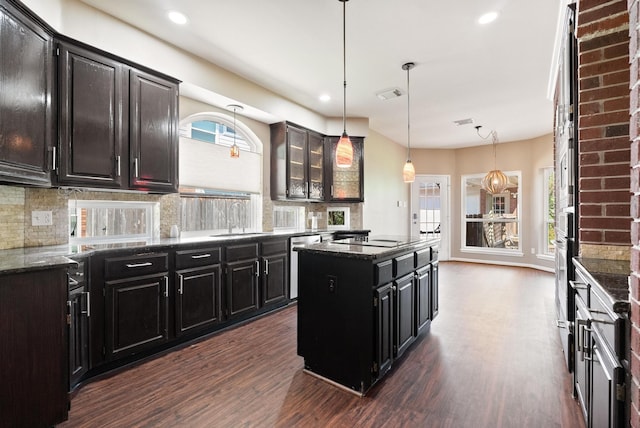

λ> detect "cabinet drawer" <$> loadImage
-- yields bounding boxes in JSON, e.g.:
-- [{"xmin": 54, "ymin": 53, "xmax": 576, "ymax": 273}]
[
  {"xmin": 415, "ymin": 247, "xmax": 431, "ymax": 268},
  {"xmin": 394, "ymin": 253, "xmax": 415, "ymax": 278},
  {"xmin": 375, "ymin": 259, "xmax": 393, "ymax": 286},
  {"xmin": 68, "ymin": 258, "xmax": 87, "ymax": 290},
  {"xmin": 175, "ymin": 247, "xmax": 221, "ymax": 269},
  {"xmin": 105, "ymin": 253, "xmax": 168, "ymax": 280},
  {"xmin": 573, "ymin": 269, "xmax": 590, "ymax": 304},
  {"xmin": 261, "ymin": 239, "xmax": 288, "ymax": 256},
  {"xmin": 226, "ymin": 242, "xmax": 259, "ymax": 262},
  {"xmin": 589, "ymin": 290, "xmax": 622, "ymax": 356}
]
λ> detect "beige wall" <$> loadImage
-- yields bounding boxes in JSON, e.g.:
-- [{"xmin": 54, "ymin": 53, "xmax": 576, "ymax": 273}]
[
  {"xmin": 362, "ymin": 130, "xmax": 411, "ymax": 236},
  {"xmin": 399, "ymin": 134, "xmax": 554, "ymax": 270}
]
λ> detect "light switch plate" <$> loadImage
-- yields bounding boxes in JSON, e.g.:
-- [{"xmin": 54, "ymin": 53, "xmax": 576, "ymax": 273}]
[{"xmin": 32, "ymin": 210, "xmax": 53, "ymax": 226}]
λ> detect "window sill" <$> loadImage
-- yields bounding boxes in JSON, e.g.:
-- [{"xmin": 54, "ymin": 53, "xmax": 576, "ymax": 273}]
[{"xmin": 460, "ymin": 247, "xmax": 524, "ymax": 257}]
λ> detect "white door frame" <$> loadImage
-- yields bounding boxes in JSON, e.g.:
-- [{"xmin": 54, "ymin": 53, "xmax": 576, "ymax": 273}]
[{"xmin": 410, "ymin": 175, "xmax": 450, "ymax": 261}]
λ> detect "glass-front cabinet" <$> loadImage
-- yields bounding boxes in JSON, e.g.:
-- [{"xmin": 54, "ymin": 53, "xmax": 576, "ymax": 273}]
[
  {"xmin": 270, "ymin": 122, "xmax": 324, "ymax": 201},
  {"xmin": 326, "ymin": 136, "xmax": 364, "ymax": 202}
]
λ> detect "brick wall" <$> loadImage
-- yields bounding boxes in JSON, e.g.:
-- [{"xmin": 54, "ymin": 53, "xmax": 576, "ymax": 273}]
[
  {"xmin": 630, "ymin": 0, "xmax": 640, "ymax": 423},
  {"xmin": 577, "ymin": 0, "xmax": 631, "ymax": 259}
]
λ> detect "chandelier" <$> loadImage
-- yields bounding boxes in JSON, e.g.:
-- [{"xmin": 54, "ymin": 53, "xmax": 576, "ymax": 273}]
[{"xmin": 476, "ymin": 126, "xmax": 508, "ymax": 194}]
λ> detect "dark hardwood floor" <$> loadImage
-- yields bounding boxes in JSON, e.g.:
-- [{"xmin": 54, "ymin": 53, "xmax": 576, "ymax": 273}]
[{"xmin": 59, "ymin": 262, "xmax": 584, "ymax": 428}]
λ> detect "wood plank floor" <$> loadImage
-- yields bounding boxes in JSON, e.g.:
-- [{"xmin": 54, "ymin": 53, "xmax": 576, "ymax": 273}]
[{"xmin": 59, "ymin": 262, "xmax": 584, "ymax": 428}]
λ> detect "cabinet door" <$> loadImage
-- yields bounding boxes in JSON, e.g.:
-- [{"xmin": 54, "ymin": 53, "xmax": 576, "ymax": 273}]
[
  {"xmin": 129, "ymin": 68, "xmax": 178, "ymax": 193},
  {"xmin": 307, "ymin": 131, "xmax": 324, "ymax": 200},
  {"xmin": 374, "ymin": 283, "xmax": 394, "ymax": 379},
  {"xmin": 262, "ymin": 253, "xmax": 288, "ymax": 306},
  {"xmin": 416, "ymin": 266, "xmax": 431, "ymax": 335},
  {"xmin": 591, "ymin": 332, "xmax": 625, "ymax": 428},
  {"xmin": 69, "ymin": 286, "xmax": 90, "ymax": 389},
  {"xmin": 326, "ymin": 136, "xmax": 364, "ymax": 201},
  {"xmin": 574, "ymin": 299, "xmax": 590, "ymax": 420},
  {"xmin": 286, "ymin": 124, "xmax": 308, "ymax": 199},
  {"xmin": 226, "ymin": 258, "xmax": 260, "ymax": 318},
  {"xmin": 0, "ymin": 1, "xmax": 53, "ymax": 186},
  {"xmin": 431, "ymin": 261, "xmax": 439, "ymax": 320},
  {"xmin": 105, "ymin": 273, "xmax": 169, "ymax": 360},
  {"xmin": 394, "ymin": 273, "xmax": 415, "ymax": 358},
  {"xmin": 57, "ymin": 42, "xmax": 126, "ymax": 188},
  {"xmin": 176, "ymin": 265, "xmax": 222, "ymax": 336}
]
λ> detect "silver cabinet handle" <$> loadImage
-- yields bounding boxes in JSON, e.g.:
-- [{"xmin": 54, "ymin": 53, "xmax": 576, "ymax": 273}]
[
  {"xmin": 126, "ymin": 262, "xmax": 152, "ymax": 268},
  {"xmin": 265, "ymin": 259, "xmax": 269, "ymax": 276},
  {"xmin": 52, "ymin": 146, "xmax": 57, "ymax": 171},
  {"xmin": 191, "ymin": 254, "xmax": 211, "ymax": 259},
  {"xmin": 164, "ymin": 276, "xmax": 169, "ymax": 297},
  {"xmin": 82, "ymin": 292, "xmax": 91, "ymax": 317},
  {"xmin": 255, "ymin": 260, "xmax": 260, "ymax": 277},
  {"xmin": 179, "ymin": 274, "xmax": 184, "ymax": 295},
  {"xmin": 134, "ymin": 157, "xmax": 139, "ymax": 177},
  {"xmin": 116, "ymin": 155, "xmax": 121, "ymax": 177}
]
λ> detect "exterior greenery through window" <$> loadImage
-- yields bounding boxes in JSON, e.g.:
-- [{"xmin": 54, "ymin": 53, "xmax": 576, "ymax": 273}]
[
  {"xmin": 462, "ymin": 172, "xmax": 521, "ymax": 254},
  {"xmin": 178, "ymin": 113, "xmax": 262, "ymax": 236},
  {"xmin": 544, "ymin": 167, "xmax": 555, "ymax": 255}
]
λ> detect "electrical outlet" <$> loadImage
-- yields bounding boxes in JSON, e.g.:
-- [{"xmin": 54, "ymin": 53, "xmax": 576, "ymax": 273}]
[{"xmin": 32, "ymin": 210, "xmax": 53, "ymax": 226}]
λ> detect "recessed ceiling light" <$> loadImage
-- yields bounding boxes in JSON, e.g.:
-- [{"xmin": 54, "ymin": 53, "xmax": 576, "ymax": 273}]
[
  {"xmin": 168, "ymin": 10, "xmax": 188, "ymax": 25},
  {"xmin": 478, "ymin": 11, "xmax": 498, "ymax": 25},
  {"xmin": 319, "ymin": 94, "xmax": 331, "ymax": 102}
]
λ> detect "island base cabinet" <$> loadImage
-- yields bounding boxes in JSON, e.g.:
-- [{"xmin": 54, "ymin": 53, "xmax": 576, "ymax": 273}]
[
  {"xmin": 0, "ymin": 268, "xmax": 69, "ymax": 427},
  {"xmin": 374, "ymin": 283, "xmax": 393, "ymax": 379}
]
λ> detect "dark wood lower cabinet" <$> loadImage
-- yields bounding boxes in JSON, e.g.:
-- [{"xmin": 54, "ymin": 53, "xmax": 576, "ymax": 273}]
[
  {"xmin": 0, "ymin": 267, "xmax": 69, "ymax": 427},
  {"xmin": 431, "ymin": 261, "xmax": 439, "ymax": 320},
  {"xmin": 262, "ymin": 252, "xmax": 287, "ymax": 306},
  {"xmin": 374, "ymin": 283, "xmax": 393, "ymax": 379},
  {"xmin": 394, "ymin": 273, "xmax": 415, "ymax": 359},
  {"xmin": 105, "ymin": 273, "xmax": 169, "ymax": 360},
  {"xmin": 226, "ymin": 258, "xmax": 260, "ymax": 319},
  {"xmin": 175, "ymin": 265, "xmax": 222, "ymax": 336},
  {"xmin": 415, "ymin": 266, "xmax": 431, "ymax": 335},
  {"xmin": 69, "ymin": 285, "xmax": 90, "ymax": 389}
]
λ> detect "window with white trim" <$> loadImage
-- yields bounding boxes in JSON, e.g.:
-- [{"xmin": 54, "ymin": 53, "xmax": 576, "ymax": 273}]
[
  {"xmin": 462, "ymin": 172, "xmax": 521, "ymax": 254},
  {"xmin": 178, "ymin": 112, "xmax": 263, "ymax": 236},
  {"xmin": 543, "ymin": 167, "xmax": 555, "ymax": 256}
]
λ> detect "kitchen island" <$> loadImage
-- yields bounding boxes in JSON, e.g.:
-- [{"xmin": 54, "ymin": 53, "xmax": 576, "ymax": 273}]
[{"xmin": 296, "ymin": 235, "xmax": 439, "ymax": 396}]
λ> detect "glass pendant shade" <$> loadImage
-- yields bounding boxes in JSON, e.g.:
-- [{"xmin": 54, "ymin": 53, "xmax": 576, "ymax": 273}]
[
  {"xmin": 481, "ymin": 169, "xmax": 508, "ymax": 194},
  {"xmin": 403, "ymin": 160, "xmax": 415, "ymax": 183},
  {"xmin": 336, "ymin": 132, "xmax": 353, "ymax": 168},
  {"xmin": 230, "ymin": 143, "xmax": 240, "ymax": 158}
]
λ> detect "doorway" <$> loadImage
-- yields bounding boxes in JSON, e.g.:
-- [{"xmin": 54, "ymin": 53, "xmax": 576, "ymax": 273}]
[{"xmin": 411, "ymin": 175, "xmax": 450, "ymax": 260}]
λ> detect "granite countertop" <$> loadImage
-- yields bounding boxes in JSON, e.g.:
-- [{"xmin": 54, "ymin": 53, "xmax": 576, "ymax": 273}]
[
  {"xmin": 295, "ymin": 235, "xmax": 440, "ymax": 260},
  {"xmin": 0, "ymin": 229, "xmax": 370, "ymax": 274},
  {"xmin": 573, "ymin": 257, "xmax": 630, "ymax": 313}
]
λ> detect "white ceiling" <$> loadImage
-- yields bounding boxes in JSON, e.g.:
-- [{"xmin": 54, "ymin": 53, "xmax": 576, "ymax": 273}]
[{"xmin": 79, "ymin": 0, "xmax": 562, "ymax": 149}]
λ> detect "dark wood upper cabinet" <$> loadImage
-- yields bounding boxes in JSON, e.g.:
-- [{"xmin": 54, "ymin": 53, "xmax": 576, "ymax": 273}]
[
  {"xmin": 0, "ymin": 0, "xmax": 54, "ymax": 186},
  {"xmin": 129, "ymin": 68, "xmax": 179, "ymax": 193},
  {"xmin": 270, "ymin": 122, "xmax": 324, "ymax": 201},
  {"xmin": 56, "ymin": 41, "xmax": 127, "ymax": 188}
]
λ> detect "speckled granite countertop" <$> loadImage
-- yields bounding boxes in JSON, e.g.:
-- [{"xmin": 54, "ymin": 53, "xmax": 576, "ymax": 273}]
[
  {"xmin": 0, "ymin": 229, "xmax": 370, "ymax": 275},
  {"xmin": 573, "ymin": 257, "xmax": 630, "ymax": 314},
  {"xmin": 295, "ymin": 235, "xmax": 440, "ymax": 260}
]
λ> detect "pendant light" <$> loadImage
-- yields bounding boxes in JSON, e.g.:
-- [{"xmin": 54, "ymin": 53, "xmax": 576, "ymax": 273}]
[
  {"xmin": 335, "ymin": 0, "xmax": 353, "ymax": 168},
  {"xmin": 402, "ymin": 62, "xmax": 416, "ymax": 183},
  {"xmin": 476, "ymin": 125, "xmax": 508, "ymax": 194},
  {"xmin": 228, "ymin": 104, "xmax": 243, "ymax": 158}
]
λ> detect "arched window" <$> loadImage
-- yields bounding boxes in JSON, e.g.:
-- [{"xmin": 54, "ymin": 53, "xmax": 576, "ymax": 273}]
[{"xmin": 178, "ymin": 112, "xmax": 263, "ymax": 236}]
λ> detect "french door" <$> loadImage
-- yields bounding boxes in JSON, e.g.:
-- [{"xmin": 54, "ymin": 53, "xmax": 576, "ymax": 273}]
[{"xmin": 410, "ymin": 175, "xmax": 450, "ymax": 260}]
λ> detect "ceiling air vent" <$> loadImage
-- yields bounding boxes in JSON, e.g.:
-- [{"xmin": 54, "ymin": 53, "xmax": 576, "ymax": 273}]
[
  {"xmin": 453, "ymin": 118, "xmax": 474, "ymax": 126},
  {"xmin": 376, "ymin": 88, "xmax": 403, "ymax": 100}
]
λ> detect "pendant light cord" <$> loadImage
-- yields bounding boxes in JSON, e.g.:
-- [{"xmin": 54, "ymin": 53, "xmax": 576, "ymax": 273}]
[
  {"xmin": 406, "ymin": 64, "xmax": 411, "ymax": 161},
  {"xmin": 342, "ymin": 0, "xmax": 347, "ymax": 134}
]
